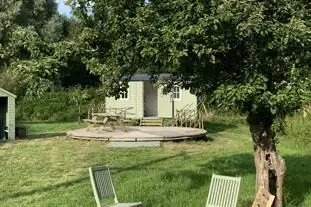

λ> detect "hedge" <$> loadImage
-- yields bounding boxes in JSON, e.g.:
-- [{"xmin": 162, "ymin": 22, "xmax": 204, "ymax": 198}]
[{"xmin": 16, "ymin": 91, "xmax": 93, "ymax": 122}]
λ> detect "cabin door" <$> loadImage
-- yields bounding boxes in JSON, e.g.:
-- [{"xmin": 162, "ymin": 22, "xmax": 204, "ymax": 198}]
[{"xmin": 143, "ymin": 82, "xmax": 158, "ymax": 117}]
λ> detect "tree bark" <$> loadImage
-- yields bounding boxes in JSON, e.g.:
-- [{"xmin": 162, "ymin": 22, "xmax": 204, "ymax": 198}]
[{"xmin": 248, "ymin": 111, "xmax": 286, "ymax": 207}]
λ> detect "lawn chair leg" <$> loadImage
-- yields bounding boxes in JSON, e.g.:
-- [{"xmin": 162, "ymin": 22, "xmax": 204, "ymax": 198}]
[
  {"xmin": 111, "ymin": 122, "xmax": 116, "ymax": 130},
  {"xmin": 98, "ymin": 125, "xmax": 104, "ymax": 132},
  {"xmin": 107, "ymin": 120, "xmax": 116, "ymax": 130},
  {"xmin": 87, "ymin": 123, "xmax": 95, "ymax": 131},
  {"xmin": 119, "ymin": 120, "xmax": 127, "ymax": 132},
  {"xmin": 86, "ymin": 123, "xmax": 91, "ymax": 131}
]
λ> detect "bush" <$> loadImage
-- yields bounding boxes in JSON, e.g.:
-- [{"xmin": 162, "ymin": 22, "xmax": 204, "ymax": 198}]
[{"xmin": 16, "ymin": 89, "xmax": 97, "ymax": 122}]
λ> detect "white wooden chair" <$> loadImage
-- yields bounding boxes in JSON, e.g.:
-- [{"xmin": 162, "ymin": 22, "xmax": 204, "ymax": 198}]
[
  {"xmin": 206, "ymin": 174, "xmax": 241, "ymax": 207},
  {"xmin": 89, "ymin": 165, "xmax": 142, "ymax": 207}
]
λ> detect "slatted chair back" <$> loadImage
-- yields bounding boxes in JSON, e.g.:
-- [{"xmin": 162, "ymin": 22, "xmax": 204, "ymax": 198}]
[
  {"xmin": 252, "ymin": 187, "xmax": 275, "ymax": 207},
  {"xmin": 206, "ymin": 174, "xmax": 241, "ymax": 207},
  {"xmin": 89, "ymin": 166, "xmax": 118, "ymax": 207}
]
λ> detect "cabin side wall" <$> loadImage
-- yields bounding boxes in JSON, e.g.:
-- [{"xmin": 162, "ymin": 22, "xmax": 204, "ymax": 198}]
[
  {"xmin": 105, "ymin": 81, "xmax": 144, "ymax": 118},
  {"xmin": 0, "ymin": 90, "xmax": 16, "ymax": 139},
  {"xmin": 157, "ymin": 86, "xmax": 197, "ymax": 118},
  {"xmin": 174, "ymin": 89, "xmax": 197, "ymax": 113},
  {"xmin": 7, "ymin": 96, "xmax": 15, "ymax": 139},
  {"xmin": 157, "ymin": 87, "xmax": 172, "ymax": 118}
]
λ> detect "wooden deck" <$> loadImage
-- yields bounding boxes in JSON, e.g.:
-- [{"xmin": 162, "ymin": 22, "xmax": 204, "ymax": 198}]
[{"xmin": 67, "ymin": 126, "xmax": 207, "ymax": 142}]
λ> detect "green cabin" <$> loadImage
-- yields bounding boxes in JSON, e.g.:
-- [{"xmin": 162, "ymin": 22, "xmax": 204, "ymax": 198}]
[
  {"xmin": 0, "ymin": 88, "xmax": 16, "ymax": 140},
  {"xmin": 105, "ymin": 74, "xmax": 198, "ymax": 118}
]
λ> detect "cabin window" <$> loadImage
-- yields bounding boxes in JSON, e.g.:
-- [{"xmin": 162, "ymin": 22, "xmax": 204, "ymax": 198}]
[
  {"xmin": 119, "ymin": 89, "xmax": 129, "ymax": 100},
  {"xmin": 173, "ymin": 86, "xmax": 181, "ymax": 100}
]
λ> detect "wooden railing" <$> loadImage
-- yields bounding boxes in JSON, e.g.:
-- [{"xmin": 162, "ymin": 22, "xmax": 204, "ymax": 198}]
[
  {"xmin": 173, "ymin": 107, "xmax": 204, "ymax": 129},
  {"xmin": 172, "ymin": 97, "xmax": 209, "ymax": 129}
]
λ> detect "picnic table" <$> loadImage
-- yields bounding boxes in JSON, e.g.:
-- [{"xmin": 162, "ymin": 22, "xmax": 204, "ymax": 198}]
[
  {"xmin": 104, "ymin": 107, "xmax": 134, "ymax": 119},
  {"xmin": 84, "ymin": 112, "xmax": 127, "ymax": 132}
]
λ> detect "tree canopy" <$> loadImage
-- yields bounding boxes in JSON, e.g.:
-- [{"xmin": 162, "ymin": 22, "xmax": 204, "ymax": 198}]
[
  {"xmin": 69, "ymin": 0, "xmax": 311, "ymax": 116},
  {"xmin": 0, "ymin": 0, "xmax": 99, "ymax": 96},
  {"xmin": 68, "ymin": 1, "xmax": 311, "ymax": 205}
]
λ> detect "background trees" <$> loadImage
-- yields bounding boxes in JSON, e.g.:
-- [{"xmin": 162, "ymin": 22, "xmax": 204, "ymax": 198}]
[{"xmin": 0, "ymin": 0, "xmax": 99, "ymax": 97}]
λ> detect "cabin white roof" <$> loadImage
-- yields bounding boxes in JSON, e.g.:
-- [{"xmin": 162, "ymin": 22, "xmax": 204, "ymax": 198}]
[
  {"xmin": 130, "ymin": 73, "xmax": 172, "ymax": 81},
  {"xmin": 0, "ymin": 88, "xmax": 17, "ymax": 98}
]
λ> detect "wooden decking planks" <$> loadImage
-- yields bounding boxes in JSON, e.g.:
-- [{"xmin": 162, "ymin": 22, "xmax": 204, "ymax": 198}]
[{"xmin": 67, "ymin": 126, "xmax": 207, "ymax": 142}]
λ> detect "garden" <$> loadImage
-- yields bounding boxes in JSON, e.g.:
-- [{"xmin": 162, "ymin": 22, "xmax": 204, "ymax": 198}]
[
  {"xmin": 1, "ymin": 114, "xmax": 311, "ymax": 206},
  {"xmin": 1, "ymin": 0, "xmax": 311, "ymax": 206}
]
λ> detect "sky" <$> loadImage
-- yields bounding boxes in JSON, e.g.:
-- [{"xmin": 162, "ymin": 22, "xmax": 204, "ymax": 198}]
[{"xmin": 56, "ymin": 0, "xmax": 72, "ymax": 16}]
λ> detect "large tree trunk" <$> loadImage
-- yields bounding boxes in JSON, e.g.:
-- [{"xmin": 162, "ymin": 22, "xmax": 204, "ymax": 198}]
[{"xmin": 247, "ymin": 112, "xmax": 286, "ymax": 207}]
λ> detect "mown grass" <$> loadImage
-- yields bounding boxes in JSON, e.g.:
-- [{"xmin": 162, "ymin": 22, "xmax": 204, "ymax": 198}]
[
  {"xmin": 1, "ymin": 114, "xmax": 311, "ymax": 206},
  {"xmin": 16, "ymin": 122, "xmax": 86, "ymax": 135}
]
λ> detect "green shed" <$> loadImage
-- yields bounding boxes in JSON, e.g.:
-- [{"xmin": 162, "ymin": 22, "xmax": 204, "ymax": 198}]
[
  {"xmin": 105, "ymin": 74, "xmax": 198, "ymax": 118},
  {"xmin": 0, "ymin": 88, "xmax": 16, "ymax": 140}
]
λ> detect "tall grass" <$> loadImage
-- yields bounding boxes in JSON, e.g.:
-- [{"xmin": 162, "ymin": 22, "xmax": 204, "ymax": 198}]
[{"xmin": 284, "ymin": 112, "xmax": 311, "ymax": 147}]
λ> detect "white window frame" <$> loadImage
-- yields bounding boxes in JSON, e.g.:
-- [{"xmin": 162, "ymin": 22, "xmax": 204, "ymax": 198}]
[
  {"xmin": 119, "ymin": 89, "xmax": 129, "ymax": 100},
  {"xmin": 172, "ymin": 86, "xmax": 181, "ymax": 101}
]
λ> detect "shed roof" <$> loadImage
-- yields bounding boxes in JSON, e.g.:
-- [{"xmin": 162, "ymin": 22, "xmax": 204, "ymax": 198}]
[
  {"xmin": 130, "ymin": 73, "xmax": 172, "ymax": 81},
  {"xmin": 0, "ymin": 88, "xmax": 17, "ymax": 98}
]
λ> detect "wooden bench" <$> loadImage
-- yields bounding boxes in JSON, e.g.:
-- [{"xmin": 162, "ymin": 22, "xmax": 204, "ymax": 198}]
[
  {"xmin": 83, "ymin": 118, "xmax": 109, "ymax": 131},
  {"xmin": 83, "ymin": 119, "xmax": 106, "ymax": 124},
  {"xmin": 139, "ymin": 118, "xmax": 163, "ymax": 126}
]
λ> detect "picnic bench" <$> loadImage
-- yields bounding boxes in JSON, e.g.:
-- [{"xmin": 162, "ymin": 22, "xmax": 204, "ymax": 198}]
[
  {"xmin": 84, "ymin": 112, "xmax": 128, "ymax": 132},
  {"xmin": 84, "ymin": 107, "xmax": 134, "ymax": 132}
]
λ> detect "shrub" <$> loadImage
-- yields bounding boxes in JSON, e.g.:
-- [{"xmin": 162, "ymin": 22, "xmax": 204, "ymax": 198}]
[{"xmin": 16, "ymin": 88, "xmax": 97, "ymax": 122}]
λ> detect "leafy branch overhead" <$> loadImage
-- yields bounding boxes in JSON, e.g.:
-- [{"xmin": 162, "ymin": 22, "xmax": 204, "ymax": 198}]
[
  {"xmin": 0, "ymin": 0, "xmax": 97, "ymax": 96},
  {"xmin": 5, "ymin": 26, "xmax": 85, "ymax": 96},
  {"xmin": 67, "ymin": 0, "xmax": 311, "ymax": 119},
  {"xmin": 65, "ymin": 2, "xmax": 311, "ymax": 205}
]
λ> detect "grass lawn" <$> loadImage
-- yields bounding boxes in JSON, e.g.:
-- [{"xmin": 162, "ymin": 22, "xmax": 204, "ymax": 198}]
[
  {"xmin": 1, "ymin": 115, "xmax": 311, "ymax": 206},
  {"xmin": 16, "ymin": 122, "xmax": 86, "ymax": 135}
]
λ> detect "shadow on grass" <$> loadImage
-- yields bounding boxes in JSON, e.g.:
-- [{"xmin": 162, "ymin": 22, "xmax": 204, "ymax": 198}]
[
  {"xmin": 112, "ymin": 151, "xmax": 188, "ymax": 172},
  {"xmin": 3, "ymin": 151, "xmax": 309, "ymax": 206},
  {"xmin": 0, "ymin": 152, "xmax": 185, "ymax": 201},
  {"xmin": 17, "ymin": 121, "xmax": 74, "ymax": 124},
  {"xmin": 0, "ymin": 139, "xmax": 16, "ymax": 145},
  {"xmin": 0, "ymin": 176, "xmax": 89, "ymax": 201},
  {"xmin": 164, "ymin": 153, "xmax": 311, "ymax": 206},
  {"xmin": 162, "ymin": 170, "xmax": 212, "ymax": 190},
  {"xmin": 203, "ymin": 120, "xmax": 237, "ymax": 134}
]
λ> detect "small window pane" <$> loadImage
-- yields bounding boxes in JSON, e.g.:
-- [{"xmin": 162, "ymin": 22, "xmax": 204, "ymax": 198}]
[
  {"xmin": 173, "ymin": 86, "xmax": 180, "ymax": 100},
  {"xmin": 120, "ymin": 90, "xmax": 128, "ymax": 99}
]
